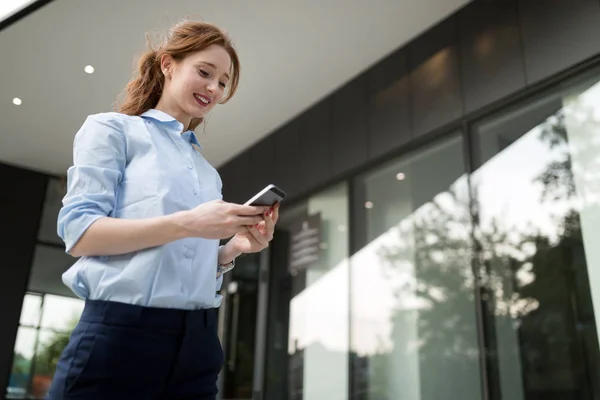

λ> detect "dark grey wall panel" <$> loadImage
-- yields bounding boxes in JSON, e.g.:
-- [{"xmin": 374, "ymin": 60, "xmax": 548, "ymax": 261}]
[
  {"xmin": 0, "ymin": 163, "xmax": 46, "ymax": 393},
  {"xmin": 458, "ymin": 1, "xmax": 526, "ymax": 113},
  {"xmin": 248, "ymin": 135, "xmax": 277, "ymax": 193},
  {"xmin": 408, "ymin": 17, "xmax": 464, "ymax": 137},
  {"xmin": 519, "ymin": 0, "xmax": 600, "ymax": 84},
  {"xmin": 299, "ymin": 99, "xmax": 333, "ymax": 192},
  {"xmin": 367, "ymin": 49, "xmax": 411, "ymax": 160},
  {"xmin": 218, "ymin": 161, "xmax": 234, "ymax": 202},
  {"xmin": 331, "ymin": 75, "xmax": 369, "ymax": 176},
  {"xmin": 236, "ymin": 152, "xmax": 252, "ymax": 202},
  {"xmin": 221, "ymin": 152, "xmax": 251, "ymax": 204},
  {"xmin": 274, "ymin": 122, "xmax": 302, "ymax": 199}
]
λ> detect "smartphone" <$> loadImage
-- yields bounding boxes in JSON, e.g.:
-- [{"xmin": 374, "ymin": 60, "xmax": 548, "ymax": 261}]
[{"xmin": 244, "ymin": 184, "xmax": 287, "ymax": 206}]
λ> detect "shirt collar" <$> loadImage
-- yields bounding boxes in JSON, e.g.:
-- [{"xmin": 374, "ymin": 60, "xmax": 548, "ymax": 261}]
[{"xmin": 141, "ymin": 109, "xmax": 202, "ymax": 148}]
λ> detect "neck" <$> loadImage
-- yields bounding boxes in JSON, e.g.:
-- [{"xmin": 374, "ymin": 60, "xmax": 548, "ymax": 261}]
[{"xmin": 154, "ymin": 98, "xmax": 192, "ymax": 131}]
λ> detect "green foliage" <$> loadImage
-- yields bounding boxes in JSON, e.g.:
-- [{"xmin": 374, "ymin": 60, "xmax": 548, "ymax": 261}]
[{"xmin": 34, "ymin": 315, "xmax": 79, "ymax": 377}]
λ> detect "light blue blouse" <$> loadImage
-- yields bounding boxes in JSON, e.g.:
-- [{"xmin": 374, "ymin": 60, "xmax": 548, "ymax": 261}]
[{"xmin": 58, "ymin": 109, "xmax": 224, "ymax": 309}]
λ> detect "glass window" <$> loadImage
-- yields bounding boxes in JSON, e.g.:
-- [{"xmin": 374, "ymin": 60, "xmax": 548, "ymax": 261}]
[
  {"xmin": 30, "ymin": 329, "xmax": 71, "ymax": 398},
  {"xmin": 471, "ymin": 72, "xmax": 600, "ymax": 399},
  {"xmin": 8, "ymin": 327, "xmax": 36, "ymax": 399},
  {"xmin": 19, "ymin": 294, "xmax": 42, "ymax": 327},
  {"xmin": 351, "ymin": 134, "xmax": 483, "ymax": 400},
  {"xmin": 40, "ymin": 295, "xmax": 84, "ymax": 331},
  {"xmin": 6, "ymin": 293, "xmax": 84, "ymax": 399},
  {"xmin": 264, "ymin": 183, "xmax": 349, "ymax": 400}
]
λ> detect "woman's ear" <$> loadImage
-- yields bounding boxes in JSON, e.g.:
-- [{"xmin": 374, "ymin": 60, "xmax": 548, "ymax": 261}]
[{"xmin": 160, "ymin": 54, "xmax": 174, "ymax": 79}]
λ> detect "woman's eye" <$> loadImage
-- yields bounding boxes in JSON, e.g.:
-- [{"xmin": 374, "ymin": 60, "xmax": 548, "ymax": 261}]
[
  {"xmin": 199, "ymin": 69, "xmax": 209, "ymax": 77},
  {"xmin": 219, "ymin": 82, "xmax": 226, "ymax": 88}
]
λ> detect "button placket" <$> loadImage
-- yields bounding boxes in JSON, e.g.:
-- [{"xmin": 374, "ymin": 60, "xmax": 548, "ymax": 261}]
[
  {"xmin": 194, "ymin": 153, "xmax": 221, "ymax": 202},
  {"xmin": 148, "ymin": 122, "xmax": 201, "ymax": 197},
  {"xmin": 182, "ymin": 243, "xmax": 194, "ymax": 287},
  {"xmin": 186, "ymin": 142, "xmax": 203, "ymax": 198}
]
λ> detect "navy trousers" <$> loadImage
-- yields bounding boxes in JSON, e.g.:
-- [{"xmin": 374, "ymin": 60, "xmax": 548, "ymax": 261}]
[{"xmin": 47, "ymin": 300, "xmax": 223, "ymax": 400}]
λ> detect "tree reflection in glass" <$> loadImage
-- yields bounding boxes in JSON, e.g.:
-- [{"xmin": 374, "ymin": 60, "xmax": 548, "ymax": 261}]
[
  {"xmin": 472, "ymin": 79, "xmax": 600, "ymax": 400},
  {"xmin": 351, "ymin": 76, "xmax": 600, "ymax": 400}
]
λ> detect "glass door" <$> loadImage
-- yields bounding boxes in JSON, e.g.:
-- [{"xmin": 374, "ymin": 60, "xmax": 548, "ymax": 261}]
[
  {"xmin": 220, "ymin": 253, "xmax": 261, "ymax": 400},
  {"xmin": 263, "ymin": 183, "xmax": 350, "ymax": 400}
]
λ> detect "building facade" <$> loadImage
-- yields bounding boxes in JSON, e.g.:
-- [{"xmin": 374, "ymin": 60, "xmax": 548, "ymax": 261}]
[
  {"xmin": 3, "ymin": 0, "xmax": 600, "ymax": 399},
  {"xmin": 216, "ymin": 1, "xmax": 600, "ymax": 399}
]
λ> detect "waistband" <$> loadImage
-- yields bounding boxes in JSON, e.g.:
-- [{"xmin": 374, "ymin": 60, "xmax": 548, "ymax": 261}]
[{"xmin": 80, "ymin": 299, "xmax": 217, "ymax": 331}]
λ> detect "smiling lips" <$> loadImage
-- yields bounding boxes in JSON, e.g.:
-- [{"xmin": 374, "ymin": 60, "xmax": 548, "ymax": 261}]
[{"xmin": 194, "ymin": 93, "xmax": 212, "ymax": 107}]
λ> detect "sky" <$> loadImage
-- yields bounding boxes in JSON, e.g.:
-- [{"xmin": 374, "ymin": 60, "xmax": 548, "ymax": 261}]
[{"xmin": 0, "ymin": 0, "xmax": 36, "ymax": 23}]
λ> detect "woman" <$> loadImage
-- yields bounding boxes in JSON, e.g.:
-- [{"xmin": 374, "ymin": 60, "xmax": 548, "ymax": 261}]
[{"xmin": 48, "ymin": 20, "xmax": 277, "ymax": 400}]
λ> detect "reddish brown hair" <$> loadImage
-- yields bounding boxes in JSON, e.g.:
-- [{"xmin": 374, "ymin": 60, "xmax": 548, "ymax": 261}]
[{"xmin": 116, "ymin": 20, "xmax": 240, "ymax": 130}]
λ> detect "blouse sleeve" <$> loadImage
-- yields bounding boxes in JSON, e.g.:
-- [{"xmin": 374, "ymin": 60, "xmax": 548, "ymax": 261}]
[{"xmin": 57, "ymin": 114, "xmax": 127, "ymax": 253}]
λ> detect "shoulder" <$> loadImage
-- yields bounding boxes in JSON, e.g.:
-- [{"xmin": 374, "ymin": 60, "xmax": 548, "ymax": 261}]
[
  {"xmin": 82, "ymin": 112, "xmax": 141, "ymax": 130},
  {"xmin": 74, "ymin": 112, "xmax": 136, "ymax": 154},
  {"xmin": 76, "ymin": 112, "xmax": 146, "ymax": 140}
]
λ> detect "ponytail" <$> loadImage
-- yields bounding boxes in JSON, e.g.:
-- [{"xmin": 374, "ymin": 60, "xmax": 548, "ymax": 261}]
[{"xmin": 117, "ymin": 48, "xmax": 164, "ymax": 117}]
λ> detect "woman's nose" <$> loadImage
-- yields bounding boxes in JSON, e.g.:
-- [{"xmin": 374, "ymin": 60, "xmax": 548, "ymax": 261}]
[{"xmin": 207, "ymin": 80, "xmax": 218, "ymax": 93}]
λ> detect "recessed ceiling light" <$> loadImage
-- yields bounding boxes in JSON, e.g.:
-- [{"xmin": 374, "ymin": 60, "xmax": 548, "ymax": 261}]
[
  {"xmin": 84, "ymin": 65, "xmax": 95, "ymax": 74},
  {"xmin": 12, "ymin": 97, "xmax": 22, "ymax": 106},
  {"xmin": 396, "ymin": 172, "xmax": 406, "ymax": 181},
  {"xmin": 365, "ymin": 201, "xmax": 374, "ymax": 209}
]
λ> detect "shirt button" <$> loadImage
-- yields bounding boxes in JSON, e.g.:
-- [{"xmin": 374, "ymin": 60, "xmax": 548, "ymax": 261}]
[
  {"xmin": 193, "ymin": 190, "xmax": 198, "ymax": 196},
  {"xmin": 187, "ymin": 164, "xmax": 193, "ymax": 170},
  {"xmin": 185, "ymin": 251, "xmax": 193, "ymax": 259}
]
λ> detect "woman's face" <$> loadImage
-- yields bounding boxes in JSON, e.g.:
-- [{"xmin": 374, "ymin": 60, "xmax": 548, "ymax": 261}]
[{"xmin": 162, "ymin": 44, "xmax": 232, "ymax": 122}]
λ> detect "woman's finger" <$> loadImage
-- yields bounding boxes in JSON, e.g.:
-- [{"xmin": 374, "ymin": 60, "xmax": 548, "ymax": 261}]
[
  {"xmin": 237, "ymin": 214, "xmax": 264, "ymax": 226},
  {"xmin": 236, "ymin": 225, "xmax": 251, "ymax": 235},
  {"xmin": 255, "ymin": 219, "xmax": 267, "ymax": 235},
  {"xmin": 272, "ymin": 203, "xmax": 280, "ymax": 224},
  {"xmin": 248, "ymin": 225, "xmax": 269, "ymax": 247},
  {"xmin": 264, "ymin": 213, "xmax": 275, "ymax": 240}
]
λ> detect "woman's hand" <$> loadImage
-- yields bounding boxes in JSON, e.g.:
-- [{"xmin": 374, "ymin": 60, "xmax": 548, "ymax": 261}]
[
  {"xmin": 222, "ymin": 203, "xmax": 280, "ymax": 258},
  {"xmin": 178, "ymin": 200, "xmax": 270, "ymax": 240}
]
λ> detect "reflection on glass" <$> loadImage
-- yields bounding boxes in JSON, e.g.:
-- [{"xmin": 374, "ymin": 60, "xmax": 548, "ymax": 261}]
[
  {"xmin": 7, "ymin": 293, "xmax": 84, "ymax": 399},
  {"xmin": 19, "ymin": 294, "xmax": 42, "ymax": 327},
  {"xmin": 40, "ymin": 295, "xmax": 84, "ymax": 330},
  {"xmin": 351, "ymin": 135, "xmax": 482, "ymax": 400},
  {"xmin": 31, "ymin": 330, "xmax": 71, "ymax": 399},
  {"xmin": 284, "ymin": 184, "xmax": 349, "ymax": 400},
  {"xmin": 8, "ymin": 327, "xmax": 37, "ymax": 399},
  {"xmin": 472, "ymin": 74, "xmax": 600, "ymax": 399}
]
